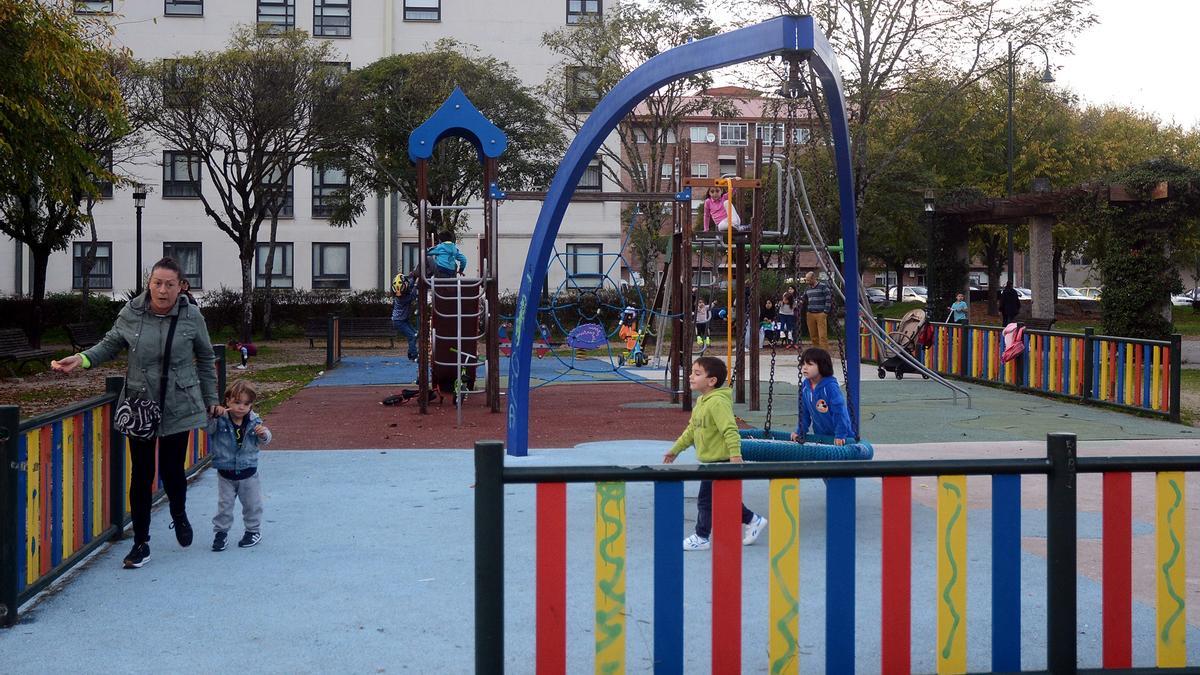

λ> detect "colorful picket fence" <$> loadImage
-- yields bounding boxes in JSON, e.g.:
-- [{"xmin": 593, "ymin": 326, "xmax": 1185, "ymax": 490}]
[
  {"xmin": 1, "ymin": 376, "xmax": 213, "ymax": 627},
  {"xmin": 862, "ymin": 319, "xmax": 1180, "ymax": 420},
  {"xmin": 478, "ymin": 438, "xmax": 1200, "ymax": 672}
]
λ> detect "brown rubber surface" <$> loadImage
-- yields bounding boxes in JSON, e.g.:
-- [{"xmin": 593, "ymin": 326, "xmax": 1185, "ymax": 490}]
[{"xmin": 265, "ymin": 383, "xmax": 689, "ymax": 449}]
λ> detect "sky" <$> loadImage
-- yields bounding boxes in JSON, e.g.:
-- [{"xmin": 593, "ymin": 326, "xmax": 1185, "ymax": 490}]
[{"xmin": 1054, "ymin": 0, "xmax": 1200, "ymax": 128}]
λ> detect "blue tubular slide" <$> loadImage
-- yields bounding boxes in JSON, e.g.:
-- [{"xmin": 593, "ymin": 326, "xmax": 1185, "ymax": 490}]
[{"xmin": 738, "ymin": 429, "xmax": 874, "ymax": 461}]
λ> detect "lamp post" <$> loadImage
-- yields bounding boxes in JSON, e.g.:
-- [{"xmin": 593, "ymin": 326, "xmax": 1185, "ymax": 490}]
[
  {"xmin": 133, "ymin": 183, "xmax": 146, "ymax": 295},
  {"xmin": 924, "ymin": 189, "xmax": 935, "ymax": 292},
  {"xmin": 1005, "ymin": 40, "xmax": 1055, "ymax": 287}
]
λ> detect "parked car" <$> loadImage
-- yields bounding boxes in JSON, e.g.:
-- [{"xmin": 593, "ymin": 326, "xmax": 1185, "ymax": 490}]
[
  {"xmin": 864, "ymin": 287, "xmax": 891, "ymax": 306},
  {"xmin": 1057, "ymin": 286, "xmax": 1089, "ymax": 300},
  {"xmin": 1015, "ymin": 287, "xmax": 1032, "ymax": 299},
  {"xmin": 1171, "ymin": 288, "xmax": 1200, "ymax": 307},
  {"xmin": 1077, "ymin": 286, "xmax": 1102, "ymax": 300},
  {"xmin": 896, "ymin": 285, "xmax": 928, "ymax": 303}
]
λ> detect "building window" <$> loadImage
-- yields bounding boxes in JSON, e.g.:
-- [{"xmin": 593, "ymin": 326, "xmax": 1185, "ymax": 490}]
[
  {"xmin": 72, "ymin": 242, "xmax": 112, "ymax": 289},
  {"xmin": 257, "ymin": 0, "xmax": 295, "ymax": 34},
  {"xmin": 566, "ymin": 243, "xmax": 603, "ymax": 286},
  {"xmin": 689, "ymin": 126, "xmax": 710, "ymax": 143},
  {"xmin": 164, "ymin": 0, "xmax": 203, "ymax": 16},
  {"xmin": 403, "ymin": 0, "xmax": 439, "ymax": 21},
  {"xmin": 93, "ymin": 149, "xmax": 114, "ymax": 199},
  {"xmin": 719, "ymin": 123, "xmax": 748, "ymax": 146},
  {"xmin": 756, "ymin": 123, "xmax": 786, "ymax": 146},
  {"xmin": 566, "ymin": 66, "xmax": 600, "ymax": 113},
  {"xmin": 314, "ymin": 0, "xmax": 350, "ymax": 36},
  {"xmin": 313, "ymin": 243, "xmax": 350, "ymax": 289},
  {"xmin": 75, "ymin": 0, "xmax": 112, "ymax": 13},
  {"xmin": 660, "ymin": 163, "xmax": 673, "ymax": 178},
  {"xmin": 255, "ymin": 242, "xmax": 293, "ymax": 288},
  {"xmin": 792, "ymin": 127, "xmax": 811, "ymax": 144},
  {"xmin": 690, "ymin": 163, "xmax": 709, "ymax": 178},
  {"xmin": 262, "ymin": 166, "xmax": 293, "ymax": 218},
  {"xmin": 566, "ymin": 0, "xmax": 601, "ymax": 24},
  {"xmin": 402, "ymin": 242, "xmax": 422, "ymax": 275},
  {"xmin": 163, "ymin": 242, "xmax": 203, "ymax": 289},
  {"xmin": 162, "ymin": 151, "xmax": 202, "ymax": 198},
  {"xmin": 579, "ymin": 158, "xmax": 602, "ymax": 191},
  {"xmin": 718, "ymin": 158, "xmax": 737, "ymax": 177},
  {"xmin": 312, "ymin": 165, "xmax": 348, "ymax": 218}
]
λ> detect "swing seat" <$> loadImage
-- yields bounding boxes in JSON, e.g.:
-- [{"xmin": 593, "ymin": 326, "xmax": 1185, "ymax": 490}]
[{"xmin": 738, "ymin": 429, "xmax": 874, "ymax": 461}]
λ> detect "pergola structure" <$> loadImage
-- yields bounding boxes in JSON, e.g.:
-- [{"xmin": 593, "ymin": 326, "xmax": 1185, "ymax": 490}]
[{"xmin": 939, "ymin": 182, "xmax": 1172, "ymax": 319}]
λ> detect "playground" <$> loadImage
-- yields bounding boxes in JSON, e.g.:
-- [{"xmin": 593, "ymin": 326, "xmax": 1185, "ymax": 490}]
[{"xmin": 6, "ymin": 13, "xmax": 1200, "ymax": 675}]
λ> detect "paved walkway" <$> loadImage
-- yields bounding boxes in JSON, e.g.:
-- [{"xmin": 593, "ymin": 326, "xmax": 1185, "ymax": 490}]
[{"xmin": 5, "ymin": 440, "xmax": 1200, "ymax": 673}]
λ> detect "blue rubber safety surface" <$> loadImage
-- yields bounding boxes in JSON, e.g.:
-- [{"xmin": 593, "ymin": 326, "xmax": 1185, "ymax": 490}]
[
  {"xmin": 307, "ymin": 354, "xmax": 658, "ymax": 387},
  {"xmin": 5, "ymin": 442, "xmax": 1199, "ymax": 672}
]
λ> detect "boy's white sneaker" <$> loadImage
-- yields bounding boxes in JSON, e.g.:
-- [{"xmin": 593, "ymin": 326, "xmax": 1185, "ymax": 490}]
[
  {"xmin": 682, "ymin": 534, "xmax": 711, "ymax": 551},
  {"xmin": 743, "ymin": 515, "xmax": 767, "ymax": 545}
]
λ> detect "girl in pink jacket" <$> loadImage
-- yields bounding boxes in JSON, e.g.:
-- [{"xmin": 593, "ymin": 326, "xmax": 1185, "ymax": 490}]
[{"xmin": 701, "ymin": 186, "xmax": 743, "ymax": 232}]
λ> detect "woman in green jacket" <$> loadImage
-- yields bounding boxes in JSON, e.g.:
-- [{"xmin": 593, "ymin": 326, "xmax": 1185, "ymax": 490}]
[{"xmin": 52, "ymin": 258, "xmax": 220, "ymax": 569}]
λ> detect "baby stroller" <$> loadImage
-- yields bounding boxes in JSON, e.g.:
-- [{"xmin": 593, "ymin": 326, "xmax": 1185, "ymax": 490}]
[{"xmin": 878, "ymin": 308, "xmax": 932, "ymax": 380}]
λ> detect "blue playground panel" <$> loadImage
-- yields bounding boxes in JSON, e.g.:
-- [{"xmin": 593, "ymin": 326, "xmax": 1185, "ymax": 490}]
[{"xmin": 307, "ymin": 355, "xmax": 656, "ymax": 388}]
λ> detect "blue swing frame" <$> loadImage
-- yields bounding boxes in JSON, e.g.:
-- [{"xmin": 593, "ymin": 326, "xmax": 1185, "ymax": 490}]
[{"xmin": 506, "ymin": 16, "xmax": 862, "ymax": 456}]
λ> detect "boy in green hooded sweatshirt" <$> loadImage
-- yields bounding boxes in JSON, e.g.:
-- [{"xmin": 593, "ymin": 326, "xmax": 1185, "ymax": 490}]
[{"xmin": 663, "ymin": 356, "xmax": 767, "ymax": 551}]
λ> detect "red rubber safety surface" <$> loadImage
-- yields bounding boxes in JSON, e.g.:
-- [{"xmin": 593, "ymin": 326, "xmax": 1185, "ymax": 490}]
[{"xmin": 265, "ymin": 383, "xmax": 690, "ymax": 450}]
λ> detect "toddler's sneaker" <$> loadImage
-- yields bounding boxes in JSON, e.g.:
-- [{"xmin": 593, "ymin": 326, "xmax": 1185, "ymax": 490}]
[
  {"xmin": 238, "ymin": 531, "xmax": 261, "ymax": 548},
  {"xmin": 743, "ymin": 514, "xmax": 767, "ymax": 545},
  {"xmin": 123, "ymin": 542, "xmax": 150, "ymax": 569},
  {"xmin": 682, "ymin": 534, "xmax": 711, "ymax": 551},
  {"xmin": 212, "ymin": 531, "xmax": 228, "ymax": 552},
  {"xmin": 234, "ymin": 364, "xmax": 247, "ymax": 370}
]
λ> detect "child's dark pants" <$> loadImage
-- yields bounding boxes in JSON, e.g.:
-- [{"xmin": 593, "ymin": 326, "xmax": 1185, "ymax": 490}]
[{"xmin": 695, "ymin": 479, "xmax": 754, "ymax": 539}]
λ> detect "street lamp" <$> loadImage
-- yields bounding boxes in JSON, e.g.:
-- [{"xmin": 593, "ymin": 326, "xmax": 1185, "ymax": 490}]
[
  {"xmin": 133, "ymin": 183, "xmax": 147, "ymax": 295},
  {"xmin": 1006, "ymin": 41, "xmax": 1055, "ymax": 287},
  {"xmin": 924, "ymin": 190, "xmax": 935, "ymax": 295}
]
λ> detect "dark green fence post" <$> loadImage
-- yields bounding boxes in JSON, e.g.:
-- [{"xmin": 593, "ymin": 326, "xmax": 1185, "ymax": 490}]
[
  {"xmin": 1170, "ymin": 333, "xmax": 1182, "ymax": 423},
  {"xmin": 213, "ymin": 344, "xmax": 227, "ymax": 399},
  {"xmin": 474, "ymin": 440, "xmax": 505, "ymax": 673},
  {"xmin": 0, "ymin": 405, "xmax": 19, "ymax": 627},
  {"xmin": 1081, "ymin": 328, "xmax": 1094, "ymax": 402},
  {"xmin": 326, "ymin": 315, "xmax": 341, "ymax": 371},
  {"xmin": 107, "ymin": 376, "xmax": 126, "ymax": 540},
  {"xmin": 1046, "ymin": 432, "xmax": 1078, "ymax": 673}
]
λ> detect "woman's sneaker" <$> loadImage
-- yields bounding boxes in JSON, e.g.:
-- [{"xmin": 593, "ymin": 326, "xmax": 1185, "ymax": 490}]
[
  {"xmin": 238, "ymin": 531, "xmax": 261, "ymax": 548},
  {"xmin": 682, "ymin": 534, "xmax": 711, "ymax": 551},
  {"xmin": 212, "ymin": 531, "xmax": 228, "ymax": 552},
  {"xmin": 743, "ymin": 515, "xmax": 768, "ymax": 545},
  {"xmin": 170, "ymin": 514, "xmax": 193, "ymax": 547},
  {"xmin": 123, "ymin": 542, "xmax": 150, "ymax": 569}
]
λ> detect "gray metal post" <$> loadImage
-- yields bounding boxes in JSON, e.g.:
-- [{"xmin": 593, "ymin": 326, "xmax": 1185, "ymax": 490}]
[{"xmin": 0, "ymin": 405, "xmax": 19, "ymax": 627}]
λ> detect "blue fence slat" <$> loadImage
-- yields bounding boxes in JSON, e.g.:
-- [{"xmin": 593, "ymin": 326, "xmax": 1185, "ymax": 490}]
[
  {"xmin": 992, "ymin": 474, "xmax": 1021, "ymax": 671},
  {"xmin": 82, "ymin": 412, "xmax": 92, "ymax": 545},
  {"xmin": 826, "ymin": 478, "xmax": 855, "ymax": 674},
  {"xmin": 51, "ymin": 422, "xmax": 62, "ymax": 568},
  {"xmin": 1142, "ymin": 344, "xmax": 1152, "ymax": 410},
  {"xmin": 1092, "ymin": 341, "xmax": 1101, "ymax": 398},
  {"xmin": 653, "ymin": 481, "xmax": 684, "ymax": 675}
]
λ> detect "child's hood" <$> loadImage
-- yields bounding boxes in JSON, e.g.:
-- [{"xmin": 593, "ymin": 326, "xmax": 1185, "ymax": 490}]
[{"xmin": 698, "ymin": 386, "xmax": 733, "ymax": 406}]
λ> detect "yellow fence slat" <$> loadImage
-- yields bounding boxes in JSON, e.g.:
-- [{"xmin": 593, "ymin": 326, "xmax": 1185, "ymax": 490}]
[
  {"xmin": 1156, "ymin": 471, "xmax": 1187, "ymax": 667},
  {"xmin": 768, "ymin": 479, "xmax": 800, "ymax": 675},
  {"xmin": 595, "ymin": 482, "xmax": 626, "ymax": 674},
  {"xmin": 937, "ymin": 475, "xmax": 967, "ymax": 674}
]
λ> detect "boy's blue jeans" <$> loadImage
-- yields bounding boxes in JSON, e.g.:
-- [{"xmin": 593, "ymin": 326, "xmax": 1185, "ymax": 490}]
[
  {"xmin": 695, "ymin": 479, "xmax": 755, "ymax": 539},
  {"xmin": 394, "ymin": 318, "xmax": 418, "ymax": 359}
]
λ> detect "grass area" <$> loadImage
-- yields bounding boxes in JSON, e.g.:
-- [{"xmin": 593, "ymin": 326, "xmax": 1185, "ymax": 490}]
[
  {"xmin": 875, "ymin": 301, "xmax": 928, "ymax": 319},
  {"xmin": 229, "ymin": 363, "xmax": 324, "ymax": 417}
]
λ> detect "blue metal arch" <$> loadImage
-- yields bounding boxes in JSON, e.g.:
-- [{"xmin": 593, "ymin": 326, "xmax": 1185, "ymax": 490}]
[
  {"xmin": 407, "ymin": 86, "xmax": 508, "ymax": 163},
  {"xmin": 506, "ymin": 15, "xmax": 862, "ymax": 456}
]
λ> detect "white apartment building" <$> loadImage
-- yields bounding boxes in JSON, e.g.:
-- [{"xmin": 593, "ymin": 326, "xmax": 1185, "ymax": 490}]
[{"xmin": 1, "ymin": 0, "xmax": 622, "ymax": 298}]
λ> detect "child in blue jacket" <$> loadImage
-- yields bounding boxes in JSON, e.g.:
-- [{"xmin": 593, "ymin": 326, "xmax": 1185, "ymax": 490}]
[
  {"xmin": 207, "ymin": 379, "xmax": 272, "ymax": 550},
  {"xmin": 790, "ymin": 347, "xmax": 853, "ymax": 445},
  {"xmin": 427, "ymin": 230, "xmax": 468, "ymax": 278}
]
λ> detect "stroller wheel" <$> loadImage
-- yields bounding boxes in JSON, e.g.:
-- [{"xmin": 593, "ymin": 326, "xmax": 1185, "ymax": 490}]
[
  {"xmin": 877, "ymin": 367, "xmax": 885, "ymax": 380},
  {"xmin": 895, "ymin": 371, "xmax": 904, "ymax": 380}
]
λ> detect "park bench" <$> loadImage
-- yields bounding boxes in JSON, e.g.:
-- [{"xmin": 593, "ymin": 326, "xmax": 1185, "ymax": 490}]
[
  {"xmin": 0, "ymin": 328, "xmax": 55, "ymax": 375},
  {"xmin": 305, "ymin": 317, "xmax": 395, "ymax": 348},
  {"xmin": 1021, "ymin": 317, "xmax": 1056, "ymax": 331},
  {"xmin": 65, "ymin": 322, "xmax": 104, "ymax": 352}
]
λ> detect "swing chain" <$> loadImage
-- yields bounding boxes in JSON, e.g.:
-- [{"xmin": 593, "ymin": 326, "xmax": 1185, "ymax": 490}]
[
  {"xmin": 764, "ymin": 338, "xmax": 777, "ymax": 434},
  {"xmin": 833, "ymin": 299, "xmax": 857, "ymax": 438}
]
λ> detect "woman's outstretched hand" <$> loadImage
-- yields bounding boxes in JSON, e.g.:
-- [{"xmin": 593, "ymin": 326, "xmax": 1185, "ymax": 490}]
[{"xmin": 51, "ymin": 355, "xmax": 83, "ymax": 373}]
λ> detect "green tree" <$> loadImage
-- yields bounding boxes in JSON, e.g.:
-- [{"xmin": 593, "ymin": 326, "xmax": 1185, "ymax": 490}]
[
  {"xmin": 134, "ymin": 28, "xmax": 334, "ymax": 342},
  {"xmin": 317, "ymin": 40, "xmax": 564, "ymax": 236},
  {"xmin": 539, "ymin": 0, "xmax": 736, "ymax": 294},
  {"xmin": 0, "ymin": 0, "xmax": 125, "ymax": 345}
]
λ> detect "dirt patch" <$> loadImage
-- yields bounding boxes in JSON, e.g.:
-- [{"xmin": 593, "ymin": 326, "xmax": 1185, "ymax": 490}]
[
  {"xmin": 265, "ymin": 382, "xmax": 691, "ymax": 450},
  {"xmin": 1, "ymin": 338, "xmax": 394, "ymax": 420}
]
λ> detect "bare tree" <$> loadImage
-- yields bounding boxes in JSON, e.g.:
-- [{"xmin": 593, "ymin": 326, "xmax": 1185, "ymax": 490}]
[{"xmin": 135, "ymin": 27, "xmax": 333, "ymax": 342}]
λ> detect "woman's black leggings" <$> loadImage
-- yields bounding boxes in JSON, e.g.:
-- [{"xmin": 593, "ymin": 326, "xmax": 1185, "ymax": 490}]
[{"xmin": 128, "ymin": 430, "xmax": 191, "ymax": 544}]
